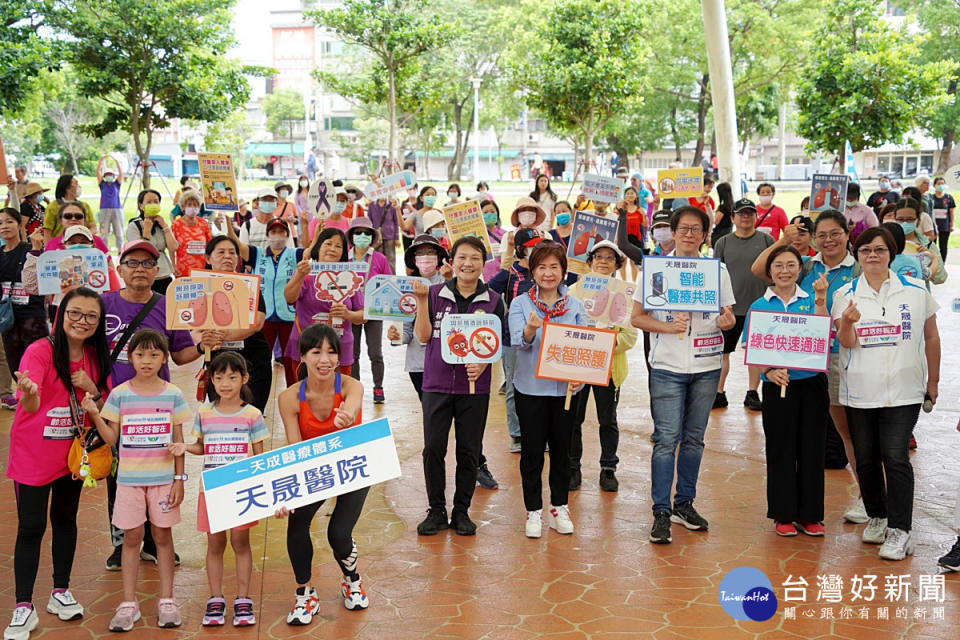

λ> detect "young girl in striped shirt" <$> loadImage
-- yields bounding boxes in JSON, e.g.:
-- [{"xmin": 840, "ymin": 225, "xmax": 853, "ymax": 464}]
[{"xmin": 168, "ymin": 351, "xmax": 269, "ymax": 627}]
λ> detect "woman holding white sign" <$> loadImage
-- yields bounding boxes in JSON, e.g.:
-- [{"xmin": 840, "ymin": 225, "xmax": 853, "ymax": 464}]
[
  {"xmin": 833, "ymin": 226, "xmax": 940, "ymax": 561},
  {"xmin": 743, "ymin": 245, "xmax": 830, "ymax": 537},
  {"xmin": 629, "ymin": 206, "xmax": 737, "ymax": 545},
  {"xmin": 275, "ymin": 323, "xmax": 369, "ymax": 623},
  {"xmin": 347, "ymin": 217, "xmax": 390, "ymax": 404},
  {"xmin": 509, "ymin": 241, "xmax": 586, "ymax": 538}
]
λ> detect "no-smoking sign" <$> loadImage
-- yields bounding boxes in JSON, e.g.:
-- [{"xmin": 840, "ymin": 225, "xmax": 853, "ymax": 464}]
[
  {"xmin": 87, "ymin": 269, "xmax": 107, "ymax": 290},
  {"xmin": 469, "ymin": 327, "xmax": 499, "ymax": 359},
  {"xmin": 440, "ymin": 313, "xmax": 502, "ymax": 364},
  {"xmin": 398, "ymin": 294, "xmax": 417, "ymax": 315}
]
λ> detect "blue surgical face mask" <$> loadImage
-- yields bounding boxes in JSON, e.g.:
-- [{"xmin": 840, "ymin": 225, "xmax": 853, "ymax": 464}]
[
  {"xmin": 483, "ymin": 212, "xmax": 498, "ymax": 226},
  {"xmin": 103, "ymin": 175, "xmax": 116, "ymax": 183},
  {"xmin": 430, "ymin": 227, "xmax": 446, "ymax": 240},
  {"xmin": 353, "ymin": 233, "xmax": 372, "ymax": 249},
  {"xmin": 898, "ymin": 221, "xmax": 917, "ymax": 235},
  {"xmin": 555, "ymin": 212, "xmax": 571, "ymax": 226},
  {"xmin": 68, "ymin": 243, "xmax": 92, "ymax": 250},
  {"xmin": 423, "ymin": 195, "xmax": 438, "ymax": 208},
  {"xmin": 333, "ymin": 201, "xmax": 347, "ymax": 215},
  {"xmin": 259, "ymin": 200, "xmax": 277, "ymax": 214},
  {"xmin": 880, "ymin": 181, "xmax": 891, "ymax": 190}
]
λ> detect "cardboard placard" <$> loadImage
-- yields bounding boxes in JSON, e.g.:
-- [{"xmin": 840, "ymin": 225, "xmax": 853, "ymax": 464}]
[
  {"xmin": 568, "ymin": 274, "xmax": 636, "ymax": 329},
  {"xmin": 657, "ymin": 167, "xmax": 704, "ymax": 199},
  {"xmin": 640, "ymin": 255, "xmax": 722, "ymax": 313},
  {"xmin": 0, "ymin": 135, "xmax": 7, "ymax": 184},
  {"xmin": 201, "ymin": 418, "xmax": 401, "ymax": 533},
  {"xmin": 310, "ymin": 262, "xmax": 368, "ymax": 303},
  {"xmin": 743, "ymin": 310, "xmax": 831, "ymax": 372},
  {"xmin": 566, "ymin": 210, "xmax": 619, "ymax": 275},
  {"xmin": 439, "ymin": 314, "xmax": 502, "ymax": 364},
  {"xmin": 36, "ymin": 249, "xmax": 110, "ymax": 294},
  {"xmin": 362, "ymin": 170, "xmax": 417, "ymax": 201},
  {"xmin": 165, "ymin": 275, "xmax": 250, "ymax": 330},
  {"xmin": 534, "ymin": 321, "xmax": 617, "ymax": 387},
  {"xmin": 809, "ymin": 174, "xmax": 849, "ymax": 214},
  {"xmin": 582, "ymin": 173, "xmax": 624, "ymax": 204},
  {"xmin": 190, "ymin": 269, "xmax": 261, "ymax": 327},
  {"xmin": 197, "ymin": 153, "xmax": 239, "ymax": 213},
  {"xmin": 363, "ymin": 275, "xmax": 428, "ymax": 322},
  {"xmin": 308, "ymin": 179, "xmax": 336, "ymax": 218},
  {"xmin": 442, "ymin": 199, "xmax": 493, "ymax": 258}
]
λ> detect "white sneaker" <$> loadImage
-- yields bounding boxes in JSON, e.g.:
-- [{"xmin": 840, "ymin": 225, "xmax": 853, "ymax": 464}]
[
  {"xmin": 45, "ymin": 590, "xmax": 83, "ymax": 621},
  {"xmin": 843, "ymin": 498, "xmax": 869, "ymax": 524},
  {"xmin": 545, "ymin": 504, "xmax": 574, "ymax": 535},
  {"xmin": 3, "ymin": 606, "xmax": 37, "ymax": 640},
  {"xmin": 525, "ymin": 510, "xmax": 542, "ymax": 538},
  {"xmin": 340, "ymin": 576, "xmax": 369, "ymax": 610},
  {"xmin": 862, "ymin": 517, "xmax": 888, "ymax": 544},
  {"xmin": 285, "ymin": 587, "xmax": 319, "ymax": 625},
  {"xmin": 878, "ymin": 528, "xmax": 915, "ymax": 561}
]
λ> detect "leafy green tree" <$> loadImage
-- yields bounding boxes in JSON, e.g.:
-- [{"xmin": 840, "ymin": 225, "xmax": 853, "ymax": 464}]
[
  {"xmin": 46, "ymin": 0, "xmax": 263, "ymax": 187},
  {"xmin": 197, "ymin": 109, "xmax": 253, "ymax": 177},
  {"xmin": 308, "ymin": 0, "xmax": 460, "ymax": 168},
  {"xmin": 906, "ymin": 0, "xmax": 960, "ymax": 174},
  {"xmin": 506, "ymin": 0, "xmax": 648, "ymax": 166},
  {"xmin": 795, "ymin": 0, "xmax": 951, "ymax": 168},
  {"xmin": 263, "ymin": 88, "xmax": 305, "ymax": 166},
  {"xmin": 0, "ymin": 1, "xmax": 53, "ymax": 117}
]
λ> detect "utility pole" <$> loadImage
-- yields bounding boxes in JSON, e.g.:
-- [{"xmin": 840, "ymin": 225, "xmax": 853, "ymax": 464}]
[
  {"xmin": 701, "ymin": 0, "xmax": 741, "ymax": 198},
  {"xmin": 471, "ymin": 78, "xmax": 481, "ymax": 184}
]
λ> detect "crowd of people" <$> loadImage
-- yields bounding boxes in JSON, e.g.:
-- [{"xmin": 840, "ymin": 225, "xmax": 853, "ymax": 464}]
[{"xmin": 0, "ymin": 166, "xmax": 955, "ymax": 639}]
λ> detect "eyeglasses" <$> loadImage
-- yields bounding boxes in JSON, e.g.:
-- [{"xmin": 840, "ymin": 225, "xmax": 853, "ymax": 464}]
[
  {"xmin": 591, "ymin": 253, "xmax": 616, "ymax": 261},
  {"xmin": 857, "ymin": 246, "xmax": 889, "ymax": 256},
  {"xmin": 120, "ymin": 259, "xmax": 158, "ymax": 269},
  {"xmin": 814, "ymin": 230, "xmax": 845, "ymax": 242},
  {"xmin": 674, "ymin": 226, "xmax": 704, "ymax": 236},
  {"xmin": 64, "ymin": 309, "xmax": 100, "ymax": 325},
  {"xmin": 61, "ymin": 213, "xmax": 84, "ymax": 221}
]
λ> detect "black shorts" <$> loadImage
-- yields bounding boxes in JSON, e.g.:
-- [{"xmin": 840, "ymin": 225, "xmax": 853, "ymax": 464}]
[{"xmin": 721, "ymin": 315, "xmax": 747, "ymax": 354}]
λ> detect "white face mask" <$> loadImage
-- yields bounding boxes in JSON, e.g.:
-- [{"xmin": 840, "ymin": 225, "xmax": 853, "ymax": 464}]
[
  {"xmin": 518, "ymin": 211, "xmax": 536, "ymax": 226},
  {"xmin": 415, "ymin": 254, "xmax": 438, "ymax": 275},
  {"xmin": 184, "ymin": 206, "xmax": 199, "ymax": 217},
  {"xmin": 652, "ymin": 227, "xmax": 673, "ymax": 245},
  {"xmin": 268, "ymin": 234, "xmax": 287, "ymax": 250},
  {"xmin": 758, "ymin": 195, "xmax": 773, "ymax": 207},
  {"xmin": 299, "ymin": 180, "xmax": 309, "ymax": 188}
]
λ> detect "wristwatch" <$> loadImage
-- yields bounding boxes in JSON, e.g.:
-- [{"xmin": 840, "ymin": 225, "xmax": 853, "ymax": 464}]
[{"xmin": 173, "ymin": 474, "xmax": 188, "ymax": 482}]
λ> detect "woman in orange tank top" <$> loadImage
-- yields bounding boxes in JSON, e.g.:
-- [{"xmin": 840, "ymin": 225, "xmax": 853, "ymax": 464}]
[{"xmin": 274, "ymin": 324, "xmax": 369, "ymax": 625}]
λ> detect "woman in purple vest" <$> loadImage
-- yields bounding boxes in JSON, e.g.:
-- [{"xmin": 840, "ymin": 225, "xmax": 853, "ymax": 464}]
[{"xmin": 411, "ymin": 237, "xmax": 505, "ymax": 537}]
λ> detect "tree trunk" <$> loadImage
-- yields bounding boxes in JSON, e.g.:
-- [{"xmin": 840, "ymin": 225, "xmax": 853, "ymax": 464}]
[
  {"xmin": 670, "ymin": 106, "xmax": 682, "ymax": 161},
  {"xmin": 692, "ymin": 73, "xmax": 710, "ymax": 167},
  {"xmin": 583, "ymin": 109, "xmax": 595, "ymax": 169},
  {"xmin": 937, "ymin": 130, "xmax": 955, "ymax": 175},
  {"xmin": 387, "ymin": 66, "xmax": 398, "ymax": 166}
]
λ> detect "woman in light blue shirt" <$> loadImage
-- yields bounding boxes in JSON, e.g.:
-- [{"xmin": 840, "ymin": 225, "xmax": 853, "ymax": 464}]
[{"xmin": 509, "ymin": 241, "xmax": 585, "ymax": 539}]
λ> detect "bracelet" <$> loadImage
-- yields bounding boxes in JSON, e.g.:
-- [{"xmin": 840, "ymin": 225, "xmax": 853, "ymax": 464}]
[
  {"xmin": 91, "ymin": 392, "xmax": 103, "ymax": 403},
  {"xmin": 197, "ymin": 343, "xmax": 204, "ymax": 354}
]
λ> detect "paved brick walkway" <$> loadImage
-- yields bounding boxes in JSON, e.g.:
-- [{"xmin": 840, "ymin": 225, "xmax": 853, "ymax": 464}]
[{"xmin": 1, "ymin": 277, "xmax": 959, "ymax": 639}]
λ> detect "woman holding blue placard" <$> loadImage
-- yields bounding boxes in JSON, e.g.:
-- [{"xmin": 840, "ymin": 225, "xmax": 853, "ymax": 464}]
[
  {"xmin": 744, "ymin": 245, "xmax": 830, "ymax": 538},
  {"xmin": 509, "ymin": 241, "xmax": 586, "ymax": 539}
]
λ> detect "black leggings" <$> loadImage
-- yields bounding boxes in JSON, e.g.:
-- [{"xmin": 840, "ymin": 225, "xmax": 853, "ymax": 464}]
[
  {"xmin": 286, "ymin": 488, "xmax": 369, "ymax": 585},
  {"xmin": 14, "ymin": 474, "xmax": 83, "ymax": 603}
]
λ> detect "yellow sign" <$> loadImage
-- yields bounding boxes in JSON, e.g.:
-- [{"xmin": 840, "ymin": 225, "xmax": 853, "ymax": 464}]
[
  {"xmin": 197, "ymin": 153, "xmax": 239, "ymax": 213},
  {"xmin": 657, "ymin": 167, "xmax": 704, "ymax": 199},
  {"xmin": 442, "ymin": 199, "xmax": 492, "ymax": 258}
]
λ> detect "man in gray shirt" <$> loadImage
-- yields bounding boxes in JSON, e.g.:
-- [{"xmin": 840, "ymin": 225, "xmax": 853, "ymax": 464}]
[{"xmin": 712, "ymin": 198, "xmax": 774, "ymax": 410}]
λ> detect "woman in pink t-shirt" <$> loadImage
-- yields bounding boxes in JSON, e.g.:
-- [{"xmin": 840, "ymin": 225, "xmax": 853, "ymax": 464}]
[{"xmin": 5, "ymin": 287, "xmax": 111, "ymax": 640}]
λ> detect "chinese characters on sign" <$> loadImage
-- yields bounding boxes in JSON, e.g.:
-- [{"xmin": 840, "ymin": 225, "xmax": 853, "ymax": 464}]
[
  {"xmin": 780, "ymin": 573, "xmax": 946, "ymax": 623},
  {"xmin": 439, "ymin": 313, "xmax": 502, "ymax": 364},
  {"xmin": 808, "ymin": 174, "xmax": 849, "ymax": 215},
  {"xmin": 743, "ymin": 310, "xmax": 831, "ymax": 372},
  {"xmin": 165, "ymin": 275, "xmax": 250, "ymax": 330},
  {"xmin": 535, "ymin": 321, "xmax": 617, "ymax": 387},
  {"xmin": 656, "ymin": 167, "xmax": 704, "ymax": 199},
  {"xmin": 581, "ymin": 173, "xmax": 624, "ymax": 204},
  {"xmin": 640, "ymin": 255, "xmax": 722, "ymax": 313},
  {"xmin": 310, "ymin": 261, "xmax": 369, "ymax": 303},
  {"xmin": 362, "ymin": 170, "xmax": 417, "ymax": 201},
  {"xmin": 197, "ymin": 153, "xmax": 239, "ymax": 213},
  {"xmin": 568, "ymin": 274, "xmax": 635, "ymax": 329},
  {"xmin": 442, "ymin": 199, "xmax": 493, "ymax": 257},
  {"xmin": 36, "ymin": 248, "xmax": 110, "ymax": 294}
]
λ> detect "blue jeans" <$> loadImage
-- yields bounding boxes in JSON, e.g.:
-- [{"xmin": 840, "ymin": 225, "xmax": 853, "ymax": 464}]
[
  {"xmin": 502, "ymin": 345, "xmax": 520, "ymax": 438},
  {"xmin": 649, "ymin": 367, "xmax": 720, "ymax": 514}
]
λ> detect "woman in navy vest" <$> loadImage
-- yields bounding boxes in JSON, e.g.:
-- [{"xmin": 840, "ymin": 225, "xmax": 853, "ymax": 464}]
[{"xmin": 412, "ymin": 236, "xmax": 504, "ymax": 537}]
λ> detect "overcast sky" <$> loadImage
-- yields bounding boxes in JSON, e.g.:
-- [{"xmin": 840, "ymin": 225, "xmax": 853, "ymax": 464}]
[{"xmin": 232, "ymin": 0, "xmax": 300, "ymax": 64}]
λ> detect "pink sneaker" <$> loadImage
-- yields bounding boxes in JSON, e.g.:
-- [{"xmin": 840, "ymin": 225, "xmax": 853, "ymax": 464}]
[
  {"xmin": 109, "ymin": 601, "xmax": 140, "ymax": 632},
  {"xmin": 157, "ymin": 598, "xmax": 181, "ymax": 628}
]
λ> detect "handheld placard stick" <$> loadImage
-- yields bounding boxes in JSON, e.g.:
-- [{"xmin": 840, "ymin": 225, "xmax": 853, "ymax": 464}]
[
  {"xmin": 780, "ymin": 383, "xmax": 787, "ymax": 398},
  {"xmin": 564, "ymin": 383, "xmax": 573, "ymax": 411}
]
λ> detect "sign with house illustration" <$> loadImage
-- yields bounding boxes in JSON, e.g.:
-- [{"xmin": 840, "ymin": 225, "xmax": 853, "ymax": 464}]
[{"xmin": 363, "ymin": 275, "xmax": 430, "ymax": 322}]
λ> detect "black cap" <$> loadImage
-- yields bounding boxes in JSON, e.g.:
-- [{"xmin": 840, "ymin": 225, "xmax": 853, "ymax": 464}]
[
  {"xmin": 514, "ymin": 227, "xmax": 542, "ymax": 248},
  {"xmin": 733, "ymin": 198, "xmax": 757, "ymax": 214},
  {"xmin": 789, "ymin": 215, "xmax": 814, "ymax": 234},
  {"xmin": 650, "ymin": 210, "xmax": 672, "ymax": 227}
]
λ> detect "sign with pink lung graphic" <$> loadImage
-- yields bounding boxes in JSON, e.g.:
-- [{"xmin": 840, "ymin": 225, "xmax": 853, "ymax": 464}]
[{"xmin": 568, "ymin": 274, "xmax": 635, "ymax": 329}]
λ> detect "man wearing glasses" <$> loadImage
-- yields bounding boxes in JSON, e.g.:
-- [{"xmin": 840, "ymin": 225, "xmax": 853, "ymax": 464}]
[{"xmin": 99, "ymin": 239, "xmax": 205, "ymax": 572}]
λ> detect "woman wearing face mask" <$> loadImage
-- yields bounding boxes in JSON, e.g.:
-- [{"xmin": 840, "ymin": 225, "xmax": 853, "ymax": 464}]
[
  {"xmin": 170, "ymin": 190, "xmax": 212, "ymax": 277},
  {"xmin": 347, "ymin": 217, "xmax": 389, "ymax": 403},
  {"xmin": 754, "ymin": 182, "xmax": 789, "ymax": 240},
  {"xmin": 481, "ymin": 200, "xmax": 506, "ymax": 283},
  {"xmin": 833, "ymin": 226, "xmax": 940, "ymax": 561},
  {"xmin": 842, "ymin": 183, "xmax": 879, "ymax": 246},
  {"xmin": 387, "ymin": 235, "xmax": 449, "ymax": 397},
  {"xmin": 18, "ymin": 183, "xmax": 48, "ymax": 238},
  {"xmin": 305, "ymin": 186, "xmax": 351, "ymax": 245},
  {"xmin": 445, "ymin": 184, "xmax": 461, "ymax": 206},
  {"xmin": 529, "ymin": 175, "xmax": 557, "ymax": 231},
  {"xmin": 274, "ymin": 181, "xmax": 300, "ymax": 247},
  {"xmin": 931, "ymin": 177, "xmax": 955, "ymax": 261},
  {"xmin": 42, "ymin": 174, "xmax": 94, "ymax": 244},
  {"xmin": 891, "ymin": 197, "xmax": 946, "ymax": 288},
  {"xmin": 511, "ymin": 197, "xmax": 546, "ymax": 232},
  {"xmin": 199, "ymin": 235, "xmax": 271, "ymax": 411},
  {"xmin": 342, "ymin": 185, "xmax": 365, "ymax": 220},
  {"xmin": 284, "ymin": 228, "xmax": 365, "ymax": 379},
  {"xmin": 399, "ymin": 185, "xmax": 421, "ymax": 252},
  {"xmin": 422, "ymin": 210, "xmax": 451, "ymax": 251},
  {"xmin": 549, "ymin": 201, "xmax": 573, "ymax": 248},
  {"xmin": 126, "ymin": 190, "xmax": 177, "ymax": 294},
  {"xmin": 398, "ymin": 186, "xmax": 436, "ymax": 242}
]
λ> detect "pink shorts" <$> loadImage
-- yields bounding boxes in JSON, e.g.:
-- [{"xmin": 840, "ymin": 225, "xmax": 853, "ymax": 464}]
[
  {"xmin": 197, "ymin": 491, "xmax": 257, "ymax": 534},
  {"xmin": 112, "ymin": 483, "xmax": 182, "ymax": 530}
]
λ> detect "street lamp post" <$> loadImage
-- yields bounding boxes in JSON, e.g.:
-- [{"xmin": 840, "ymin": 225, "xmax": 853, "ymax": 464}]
[{"xmin": 471, "ymin": 78, "xmax": 481, "ymax": 184}]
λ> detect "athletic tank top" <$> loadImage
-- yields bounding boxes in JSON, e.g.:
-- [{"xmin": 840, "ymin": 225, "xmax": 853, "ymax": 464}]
[{"xmin": 298, "ymin": 373, "xmax": 361, "ymax": 439}]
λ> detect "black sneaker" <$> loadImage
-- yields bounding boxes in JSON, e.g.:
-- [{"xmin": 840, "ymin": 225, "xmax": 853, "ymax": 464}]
[
  {"xmin": 569, "ymin": 468, "xmax": 582, "ymax": 491},
  {"xmin": 140, "ymin": 542, "xmax": 181, "ymax": 566},
  {"xmin": 476, "ymin": 464, "xmax": 499, "ymax": 490},
  {"xmin": 743, "ymin": 390, "xmax": 762, "ymax": 411},
  {"xmin": 938, "ymin": 536, "xmax": 960, "ymax": 572},
  {"xmin": 713, "ymin": 391, "xmax": 728, "ymax": 409},
  {"xmin": 599, "ymin": 469, "xmax": 619, "ymax": 492},
  {"xmin": 449, "ymin": 510, "xmax": 477, "ymax": 536},
  {"xmin": 105, "ymin": 545, "xmax": 122, "ymax": 571},
  {"xmin": 671, "ymin": 501, "xmax": 709, "ymax": 531},
  {"xmin": 650, "ymin": 511, "xmax": 672, "ymax": 544},
  {"xmin": 416, "ymin": 508, "xmax": 449, "ymax": 536}
]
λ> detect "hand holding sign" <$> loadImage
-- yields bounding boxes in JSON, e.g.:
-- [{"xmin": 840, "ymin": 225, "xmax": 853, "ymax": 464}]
[
  {"xmin": 387, "ymin": 324, "xmax": 401, "ymax": 341},
  {"xmin": 668, "ymin": 313, "xmax": 689, "ymax": 335},
  {"xmin": 328, "ymin": 302, "xmax": 349, "ymax": 319},
  {"xmin": 465, "ymin": 363, "xmax": 487, "ymax": 382},
  {"xmin": 296, "ymin": 257, "xmax": 311, "ymax": 276}
]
